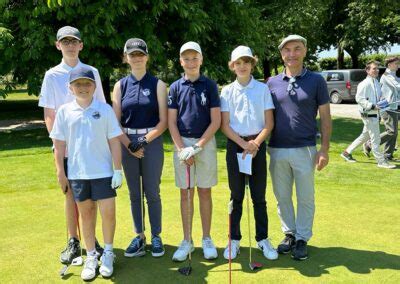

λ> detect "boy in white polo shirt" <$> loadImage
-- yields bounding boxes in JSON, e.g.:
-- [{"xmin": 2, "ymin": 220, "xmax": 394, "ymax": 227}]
[
  {"xmin": 220, "ymin": 46, "xmax": 278, "ymax": 261},
  {"xmin": 50, "ymin": 67, "xmax": 123, "ymax": 280},
  {"xmin": 38, "ymin": 26, "xmax": 106, "ymax": 264},
  {"xmin": 168, "ymin": 41, "xmax": 221, "ymax": 261}
]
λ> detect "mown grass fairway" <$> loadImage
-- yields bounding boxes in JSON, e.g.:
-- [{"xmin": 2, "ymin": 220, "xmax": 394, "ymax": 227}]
[{"xmin": 0, "ymin": 95, "xmax": 399, "ymax": 283}]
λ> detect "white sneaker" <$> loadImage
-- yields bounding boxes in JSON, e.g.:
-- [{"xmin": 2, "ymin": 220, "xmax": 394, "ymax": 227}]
[
  {"xmin": 257, "ymin": 238, "xmax": 278, "ymax": 260},
  {"xmin": 202, "ymin": 237, "xmax": 218, "ymax": 259},
  {"xmin": 377, "ymin": 161, "xmax": 396, "ymax": 169},
  {"xmin": 223, "ymin": 240, "xmax": 240, "ymax": 260},
  {"xmin": 81, "ymin": 255, "xmax": 98, "ymax": 281},
  {"xmin": 172, "ymin": 240, "xmax": 194, "ymax": 262},
  {"xmin": 99, "ymin": 251, "xmax": 115, "ymax": 278}
]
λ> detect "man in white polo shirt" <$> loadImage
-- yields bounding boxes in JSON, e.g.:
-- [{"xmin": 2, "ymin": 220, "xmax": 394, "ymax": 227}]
[{"xmin": 38, "ymin": 26, "xmax": 105, "ymax": 264}]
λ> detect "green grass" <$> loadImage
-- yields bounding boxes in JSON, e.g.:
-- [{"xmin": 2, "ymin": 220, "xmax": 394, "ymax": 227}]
[
  {"xmin": 0, "ymin": 118, "xmax": 400, "ymax": 283},
  {"xmin": 0, "ymin": 91, "xmax": 42, "ymax": 120}
]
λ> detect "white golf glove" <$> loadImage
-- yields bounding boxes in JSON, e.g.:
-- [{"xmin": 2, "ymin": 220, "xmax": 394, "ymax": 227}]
[
  {"xmin": 111, "ymin": 169, "xmax": 123, "ymax": 189},
  {"xmin": 178, "ymin": 144, "xmax": 203, "ymax": 161}
]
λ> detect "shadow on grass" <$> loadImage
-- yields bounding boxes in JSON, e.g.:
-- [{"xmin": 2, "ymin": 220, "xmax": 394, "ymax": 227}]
[
  {"xmin": 0, "ymin": 96, "xmax": 42, "ymax": 120},
  {"xmin": 0, "ymin": 128, "xmax": 51, "ymax": 152},
  {"xmin": 65, "ymin": 245, "xmax": 400, "ymax": 282},
  {"xmin": 266, "ymin": 246, "xmax": 400, "ymax": 277}
]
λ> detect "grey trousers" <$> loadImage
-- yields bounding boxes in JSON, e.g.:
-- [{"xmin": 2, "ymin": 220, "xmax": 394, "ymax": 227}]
[
  {"xmin": 346, "ymin": 117, "xmax": 384, "ymax": 163},
  {"xmin": 268, "ymin": 146, "xmax": 317, "ymax": 242},
  {"xmin": 122, "ymin": 135, "xmax": 164, "ymax": 236},
  {"xmin": 380, "ymin": 111, "xmax": 398, "ymax": 158}
]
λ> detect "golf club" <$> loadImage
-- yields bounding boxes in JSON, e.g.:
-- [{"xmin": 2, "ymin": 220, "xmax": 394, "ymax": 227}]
[
  {"xmin": 178, "ymin": 165, "xmax": 192, "ymax": 276},
  {"xmin": 59, "ymin": 202, "xmax": 83, "ymax": 277},
  {"xmin": 140, "ymin": 158, "xmax": 146, "ymax": 251},
  {"xmin": 228, "ymin": 200, "xmax": 233, "ymax": 284},
  {"xmin": 245, "ymin": 175, "xmax": 263, "ymax": 271}
]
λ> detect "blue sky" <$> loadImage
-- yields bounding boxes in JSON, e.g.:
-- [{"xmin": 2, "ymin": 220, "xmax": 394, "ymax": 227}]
[{"xmin": 318, "ymin": 44, "xmax": 400, "ymax": 58}]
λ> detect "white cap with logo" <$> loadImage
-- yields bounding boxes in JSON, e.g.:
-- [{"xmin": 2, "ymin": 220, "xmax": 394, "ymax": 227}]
[{"xmin": 231, "ymin": 46, "xmax": 255, "ymax": 62}]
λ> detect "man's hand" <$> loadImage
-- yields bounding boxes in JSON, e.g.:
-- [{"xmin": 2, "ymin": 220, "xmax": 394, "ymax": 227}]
[
  {"xmin": 128, "ymin": 136, "xmax": 148, "ymax": 153},
  {"xmin": 315, "ymin": 150, "xmax": 329, "ymax": 171},
  {"xmin": 111, "ymin": 170, "xmax": 123, "ymax": 189},
  {"xmin": 57, "ymin": 172, "xmax": 70, "ymax": 194},
  {"xmin": 178, "ymin": 144, "xmax": 202, "ymax": 161}
]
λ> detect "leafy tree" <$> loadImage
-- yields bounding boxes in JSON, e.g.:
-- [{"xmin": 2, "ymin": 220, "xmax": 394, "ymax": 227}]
[{"xmin": 0, "ymin": 0, "xmax": 265, "ymax": 99}]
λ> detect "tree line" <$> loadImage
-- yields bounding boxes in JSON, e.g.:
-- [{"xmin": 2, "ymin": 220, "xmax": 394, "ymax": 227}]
[{"xmin": 1, "ymin": 0, "xmax": 399, "ymax": 101}]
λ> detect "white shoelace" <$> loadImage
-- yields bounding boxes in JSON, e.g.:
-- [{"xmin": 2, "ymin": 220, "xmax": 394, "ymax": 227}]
[{"xmin": 203, "ymin": 238, "xmax": 214, "ymax": 249}]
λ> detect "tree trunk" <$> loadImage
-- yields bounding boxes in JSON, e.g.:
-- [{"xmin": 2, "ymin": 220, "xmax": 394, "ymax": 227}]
[
  {"xmin": 349, "ymin": 52, "xmax": 360, "ymax": 69},
  {"xmin": 273, "ymin": 63, "xmax": 279, "ymax": 75},
  {"xmin": 262, "ymin": 58, "xmax": 271, "ymax": 81},
  {"xmin": 102, "ymin": 75, "xmax": 111, "ymax": 105},
  {"xmin": 337, "ymin": 44, "xmax": 344, "ymax": 69}
]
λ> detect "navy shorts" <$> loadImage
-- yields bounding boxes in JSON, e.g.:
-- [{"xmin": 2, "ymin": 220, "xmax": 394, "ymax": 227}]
[{"xmin": 69, "ymin": 177, "xmax": 116, "ymax": 202}]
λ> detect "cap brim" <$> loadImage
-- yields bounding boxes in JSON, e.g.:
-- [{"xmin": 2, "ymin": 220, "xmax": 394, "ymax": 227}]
[
  {"xmin": 69, "ymin": 77, "xmax": 96, "ymax": 84},
  {"xmin": 278, "ymin": 39, "xmax": 306, "ymax": 50},
  {"xmin": 180, "ymin": 48, "xmax": 202, "ymax": 55},
  {"xmin": 125, "ymin": 48, "xmax": 148, "ymax": 55},
  {"xmin": 231, "ymin": 55, "xmax": 255, "ymax": 62},
  {"xmin": 58, "ymin": 35, "xmax": 81, "ymax": 41}
]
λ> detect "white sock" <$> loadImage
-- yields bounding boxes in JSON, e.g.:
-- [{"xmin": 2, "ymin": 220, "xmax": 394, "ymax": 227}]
[
  {"xmin": 104, "ymin": 243, "xmax": 113, "ymax": 252},
  {"xmin": 87, "ymin": 249, "xmax": 97, "ymax": 257}
]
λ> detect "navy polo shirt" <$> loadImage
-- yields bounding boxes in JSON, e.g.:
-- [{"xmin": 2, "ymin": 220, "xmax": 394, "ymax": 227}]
[
  {"xmin": 168, "ymin": 75, "xmax": 220, "ymax": 138},
  {"xmin": 120, "ymin": 72, "xmax": 159, "ymax": 128},
  {"xmin": 267, "ymin": 69, "xmax": 329, "ymax": 148}
]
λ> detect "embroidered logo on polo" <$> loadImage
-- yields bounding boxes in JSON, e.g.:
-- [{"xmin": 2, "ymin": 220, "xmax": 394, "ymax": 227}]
[
  {"xmin": 200, "ymin": 91, "xmax": 207, "ymax": 106},
  {"xmin": 142, "ymin": 89, "xmax": 150, "ymax": 97},
  {"xmin": 92, "ymin": 111, "xmax": 101, "ymax": 119}
]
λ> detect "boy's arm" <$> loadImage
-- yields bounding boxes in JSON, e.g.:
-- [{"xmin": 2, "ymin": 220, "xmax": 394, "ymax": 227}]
[
  {"xmin": 195, "ymin": 107, "xmax": 221, "ymax": 148},
  {"xmin": 54, "ymin": 139, "xmax": 69, "ymax": 193},
  {"xmin": 44, "ymin": 108, "xmax": 56, "ymax": 134},
  {"xmin": 168, "ymin": 108, "xmax": 185, "ymax": 150},
  {"xmin": 109, "ymin": 137, "xmax": 122, "ymax": 170}
]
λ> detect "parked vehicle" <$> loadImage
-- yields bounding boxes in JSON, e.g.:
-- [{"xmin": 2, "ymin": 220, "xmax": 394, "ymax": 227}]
[{"xmin": 320, "ymin": 69, "xmax": 366, "ymax": 104}]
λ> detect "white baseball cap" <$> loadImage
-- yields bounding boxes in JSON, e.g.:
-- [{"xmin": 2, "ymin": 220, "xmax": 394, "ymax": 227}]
[
  {"xmin": 278, "ymin": 35, "xmax": 307, "ymax": 50},
  {"xmin": 180, "ymin": 41, "xmax": 202, "ymax": 55},
  {"xmin": 231, "ymin": 46, "xmax": 255, "ymax": 62}
]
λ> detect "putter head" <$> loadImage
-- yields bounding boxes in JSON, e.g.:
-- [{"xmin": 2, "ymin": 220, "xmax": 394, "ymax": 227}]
[
  {"xmin": 178, "ymin": 266, "xmax": 192, "ymax": 276},
  {"xmin": 71, "ymin": 256, "xmax": 83, "ymax": 266},
  {"xmin": 249, "ymin": 262, "xmax": 263, "ymax": 271},
  {"xmin": 59, "ymin": 264, "xmax": 68, "ymax": 277}
]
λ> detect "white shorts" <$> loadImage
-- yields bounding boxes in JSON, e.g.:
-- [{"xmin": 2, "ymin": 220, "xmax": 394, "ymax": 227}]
[{"xmin": 173, "ymin": 136, "xmax": 218, "ymax": 189}]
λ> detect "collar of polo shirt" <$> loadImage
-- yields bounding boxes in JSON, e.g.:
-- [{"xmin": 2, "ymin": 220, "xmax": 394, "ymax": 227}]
[
  {"xmin": 233, "ymin": 76, "xmax": 255, "ymax": 90},
  {"xmin": 282, "ymin": 67, "xmax": 308, "ymax": 80},
  {"xmin": 60, "ymin": 58, "xmax": 83, "ymax": 71},
  {"xmin": 129, "ymin": 72, "xmax": 149, "ymax": 82},
  {"xmin": 181, "ymin": 74, "xmax": 206, "ymax": 84},
  {"xmin": 71, "ymin": 97, "xmax": 99, "ymax": 110}
]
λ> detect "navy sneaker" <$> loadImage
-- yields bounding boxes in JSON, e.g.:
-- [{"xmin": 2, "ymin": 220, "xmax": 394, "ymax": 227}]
[
  {"xmin": 291, "ymin": 240, "xmax": 308, "ymax": 260},
  {"xmin": 124, "ymin": 236, "xmax": 146, "ymax": 257},
  {"xmin": 277, "ymin": 234, "xmax": 295, "ymax": 254},
  {"xmin": 60, "ymin": 237, "xmax": 81, "ymax": 264},
  {"xmin": 151, "ymin": 235, "xmax": 165, "ymax": 257}
]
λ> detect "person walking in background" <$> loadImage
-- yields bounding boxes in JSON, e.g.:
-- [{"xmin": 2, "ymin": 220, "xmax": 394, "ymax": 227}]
[
  {"xmin": 341, "ymin": 60, "xmax": 396, "ymax": 169},
  {"xmin": 363, "ymin": 56, "xmax": 400, "ymax": 161}
]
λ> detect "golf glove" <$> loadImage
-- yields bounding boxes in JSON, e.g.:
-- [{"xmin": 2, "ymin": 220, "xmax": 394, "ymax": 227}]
[
  {"xmin": 111, "ymin": 170, "xmax": 123, "ymax": 189},
  {"xmin": 377, "ymin": 99, "xmax": 389, "ymax": 109},
  {"xmin": 179, "ymin": 144, "xmax": 202, "ymax": 161},
  {"xmin": 128, "ymin": 136, "xmax": 148, "ymax": 153}
]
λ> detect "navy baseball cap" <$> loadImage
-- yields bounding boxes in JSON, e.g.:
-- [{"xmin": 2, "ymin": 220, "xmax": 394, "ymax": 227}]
[
  {"xmin": 69, "ymin": 67, "xmax": 95, "ymax": 84},
  {"xmin": 124, "ymin": 38, "xmax": 148, "ymax": 55},
  {"xmin": 57, "ymin": 26, "xmax": 81, "ymax": 41}
]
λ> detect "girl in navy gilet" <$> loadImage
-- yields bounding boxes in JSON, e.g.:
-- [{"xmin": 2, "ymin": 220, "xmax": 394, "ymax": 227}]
[{"xmin": 112, "ymin": 38, "xmax": 168, "ymax": 258}]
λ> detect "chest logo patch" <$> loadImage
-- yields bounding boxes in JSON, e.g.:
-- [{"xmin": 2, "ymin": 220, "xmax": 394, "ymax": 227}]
[
  {"xmin": 142, "ymin": 89, "xmax": 150, "ymax": 97},
  {"xmin": 92, "ymin": 111, "xmax": 101, "ymax": 119},
  {"xmin": 200, "ymin": 91, "xmax": 207, "ymax": 106}
]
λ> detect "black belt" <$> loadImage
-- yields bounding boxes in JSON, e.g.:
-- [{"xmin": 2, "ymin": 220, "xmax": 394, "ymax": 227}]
[
  {"xmin": 240, "ymin": 134, "xmax": 258, "ymax": 141},
  {"xmin": 361, "ymin": 114, "xmax": 378, "ymax": 118}
]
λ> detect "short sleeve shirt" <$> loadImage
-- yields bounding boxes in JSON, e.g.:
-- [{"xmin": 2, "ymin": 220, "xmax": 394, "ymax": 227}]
[
  {"xmin": 220, "ymin": 77, "xmax": 274, "ymax": 136},
  {"xmin": 120, "ymin": 72, "xmax": 159, "ymax": 128},
  {"xmin": 168, "ymin": 75, "xmax": 220, "ymax": 138},
  {"xmin": 38, "ymin": 59, "xmax": 105, "ymax": 111},
  {"xmin": 50, "ymin": 99, "xmax": 122, "ymax": 180},
  {"xmin": 267, "ymin": 69, "xmax": 329, "ymax": 148}
]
